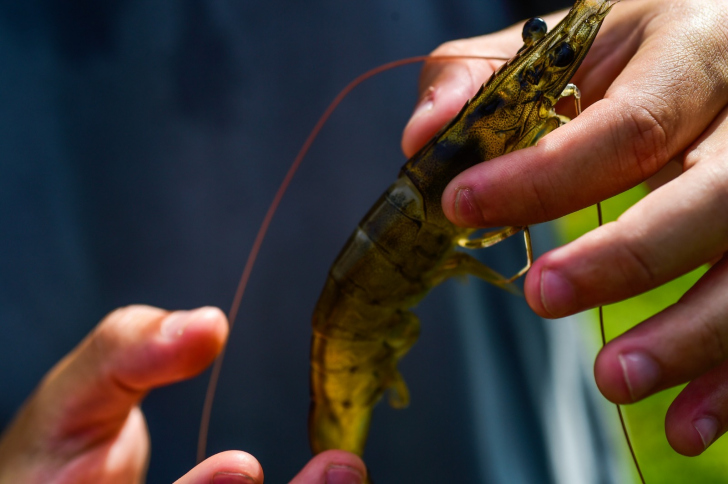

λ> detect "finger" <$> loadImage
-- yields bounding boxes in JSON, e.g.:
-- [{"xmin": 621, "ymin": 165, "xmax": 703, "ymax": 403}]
[
  {"xmin": 7, "ymin": 305, "xmax": 227, "ymax": 453},
  {"xmin": 174, "ymin": 451, "xmax": 264, "ymax": 484},
  {"xmin": 523, "ymin": 103, "xmax": 728, "ymax": 318},
  {"xmin": 400, "ymin": 36, "xmax": 511, "ymax": 158},
  {"xmin": 289, "ymin": 450, "xmax": 366, "ymax": 484},
  {"xmin": 400, "ymin": 12, "xmax": 570, "ymax": 158},
  {"xmin": 442, "ymin": 2, "xmax": 728, "ymax": 228},
  {"xmin": 594, "ymin": 255, "xmax": 728, "ymax": 406},
  {"xmin": 665, "ymin": 359, "xmax": 728, "ymax": 456}
]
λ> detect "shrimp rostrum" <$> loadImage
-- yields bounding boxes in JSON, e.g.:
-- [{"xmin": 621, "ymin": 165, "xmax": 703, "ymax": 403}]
[{"xmin": 309, "ymin": 0, "xmax": 615, "ymax": 456}]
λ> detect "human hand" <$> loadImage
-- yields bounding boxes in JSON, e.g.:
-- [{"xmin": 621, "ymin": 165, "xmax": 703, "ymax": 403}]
[
  {"xmin": 401, "ymin": 0, "xmax": 728, "ymax": 456},
  {"xmin": 0, "ymin": 305, "xmax": 366, "ymax": 483}
]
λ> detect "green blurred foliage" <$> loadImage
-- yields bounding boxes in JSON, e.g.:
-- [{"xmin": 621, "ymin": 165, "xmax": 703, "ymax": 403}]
[{"xmin": 555, "ymin": 185, "xmax": 728, "ymax": 483}]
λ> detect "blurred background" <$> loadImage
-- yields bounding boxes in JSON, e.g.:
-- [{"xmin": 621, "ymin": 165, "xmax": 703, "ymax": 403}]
[
  {"xmin": 560, "ymin": 187, "xmax": 728, "ymax": 484},
  {"xmin": 4, "ymin": 0, "xmax": 723, "ymax": 483}
]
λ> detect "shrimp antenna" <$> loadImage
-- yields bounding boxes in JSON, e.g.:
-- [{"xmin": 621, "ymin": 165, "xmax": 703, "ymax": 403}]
[
  {"xmin": 597, "ymin": 203, "xmax": 646, "ymax": 484},
  {"xmin": 196, "ymin": 53, "xmax": 511, "ymax": 463}
]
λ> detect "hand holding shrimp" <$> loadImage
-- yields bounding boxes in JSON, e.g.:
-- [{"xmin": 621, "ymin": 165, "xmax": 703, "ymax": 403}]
[{"xmin": 403, "ymin": 0, "xmax": 728, "ymax": 456}]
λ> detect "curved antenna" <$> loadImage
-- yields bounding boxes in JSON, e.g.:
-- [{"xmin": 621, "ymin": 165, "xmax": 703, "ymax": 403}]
[
  {"xmin": 196, "ymin": 53, "xmax": 511, "ymax": 463},
  {"xmin": 597, "ymin": 203, "xmax": 646, "ymax": 484}
]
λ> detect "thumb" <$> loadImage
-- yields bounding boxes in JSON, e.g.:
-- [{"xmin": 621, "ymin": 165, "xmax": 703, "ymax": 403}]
[
  {"xmin": 0, "ymin": 305, "xmax": 228, "ymax": 481},
  {"xmin": 175, "ymin": 451, "xmax": 264, "ymax": 484}
]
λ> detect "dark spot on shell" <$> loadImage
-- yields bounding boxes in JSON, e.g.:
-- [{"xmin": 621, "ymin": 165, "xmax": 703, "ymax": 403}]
[
  {"xmin": 462, "ymin": 95, "xmax": 506, "ymax": 132},
  {"xmin": 479, "ymin": 96, "xmax": 506, "ymax": 117},
  {"xmin": 342, "ymin": 400, "xmax": 352, "ymax": 409}
]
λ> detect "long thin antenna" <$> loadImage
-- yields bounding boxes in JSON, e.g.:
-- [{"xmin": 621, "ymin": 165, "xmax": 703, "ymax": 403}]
[
  {"xmin": 195, "ymin": 53, "xmax": 511, "ymax": 463},
  {"xmin": 596, "ymin": 203, "xmax": 646, "ymax": 484}
]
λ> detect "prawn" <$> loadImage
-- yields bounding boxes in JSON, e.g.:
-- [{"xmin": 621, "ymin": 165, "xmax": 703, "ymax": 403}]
[
  {"xmin": 308, "ymin": 0, "xmax": 615, "ymax": 457},
  {"xmin": 197, "ymin": 0, "xmax": 645, "ymax": 481}
]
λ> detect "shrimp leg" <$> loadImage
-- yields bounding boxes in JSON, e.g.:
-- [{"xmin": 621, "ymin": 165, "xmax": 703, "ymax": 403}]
[
  {"xmin": 435, "ymin": 252, "xmax": 522, "ymax": 294},
  {"xmin": 455, "ymin": 81, "xmax": 581, "ymax": 283}
]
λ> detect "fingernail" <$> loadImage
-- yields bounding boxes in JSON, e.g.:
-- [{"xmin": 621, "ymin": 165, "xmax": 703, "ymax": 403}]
[
  {"xmin": 454, "ymin": 187, "xmax": 482, "ymax": 226},
  {"xmin": 540, "ymin": 269, "xmax": 575, "ymax": 316},
  {"xmin": 213, "ymin": 472, "xmax": 257, "ymax": 484},
  {"xmin": 326, "ymin": 464, "xmax": 364, "ymax": 484},
  {"xmin": 618, "ymin": 351, "xmax": 661, "ymax": 401},
  {"xmin": 693, "ymin": 417, "xmax": 719, "ymax": 450},
  {"xmin": 161, "ymin": 307, "xmax": 219, "ymax": 338}
]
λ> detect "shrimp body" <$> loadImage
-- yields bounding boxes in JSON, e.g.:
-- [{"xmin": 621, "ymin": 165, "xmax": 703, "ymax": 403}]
[{"xmin": 310, "ymin": 0, "xmax": 615, "ymax": 456}]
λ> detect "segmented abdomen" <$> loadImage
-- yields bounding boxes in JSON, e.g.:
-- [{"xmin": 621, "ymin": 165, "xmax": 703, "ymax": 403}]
[{"xmin": 309, "ymin": 174, "xmax": 457, "ymax": 455}]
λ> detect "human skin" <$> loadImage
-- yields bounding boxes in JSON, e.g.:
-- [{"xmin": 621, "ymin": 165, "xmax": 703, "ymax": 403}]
[
  {"xmin": 401, "ymin": 0, "xmax": 728, "ymax": 457},
  {"xmin": 0, "ymin": 305, "xmax": 366, "ymax": 483}
]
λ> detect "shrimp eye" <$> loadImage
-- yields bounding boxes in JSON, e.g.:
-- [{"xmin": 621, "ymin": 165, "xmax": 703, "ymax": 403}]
[
  {"xmin": 522, "ymin": 17, "xmax": 547, "ymax": 46},
  {"xmin": 552, "ymin": 42, "xmax": 575, "ymax": 67}
]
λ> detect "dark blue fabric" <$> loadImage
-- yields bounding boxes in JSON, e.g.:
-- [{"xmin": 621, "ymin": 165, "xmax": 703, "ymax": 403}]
[{"xmin": 0, "ymin": 1, "xmax": 598, "ymax": 482}]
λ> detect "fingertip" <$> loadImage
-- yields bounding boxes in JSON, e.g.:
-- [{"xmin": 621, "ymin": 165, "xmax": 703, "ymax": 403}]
[
  {"xmin": 523, "ymin": 256, "xmax": 577, "ymax": 319},
  {"xmin": 161, "ymin": 306, "xmax": 227, "ymax": 341},
  {"xmin": 441, "ymin": 154, "xmax": 526, "ymax": 228},
  {"xmin": 593, "ymin": 343, "xmax": 634, "ymax": 404},
  {"xmin": 665, "ymin": 401, "xmax": 720, "ymax": 456},
  {"xmin": 524, "ymin": 262, "xmax": 548, "ymax": 317},
  {"xmin": 664, "ymin": 363, "xmax": 728, "ymax": 457},
  {"xmin": 176, "ymin": 451, "xmax": 263, "ymax": 484},
  {"xmin": 319, "ymin": 449, "xmax": 367, "ymax": 476},
  {"xmin": 442, "ymin": 169, "xmax": 503, "ymax": 228},
  {"xmin": 692, "ymin": 417, "xmax": 721, "ymax": 454},
  {"xmin": 291, "ymin": 450, "xmax": 367, "ymax": 484},
  {"xmin": 159, "ymin": 306, "xmax": 229, "ymax": 361},
  {"xmin": 144, "ymin": 306, "xmax": 229, "ymax": 386},
  {"xmin": 98, "ymin": 305, "xmax": 229, "ymax": 391}
]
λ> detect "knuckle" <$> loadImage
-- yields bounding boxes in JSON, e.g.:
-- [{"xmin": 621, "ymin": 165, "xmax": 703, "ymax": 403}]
[
  {"xmin": 684, "ymin": 145, "xmax": 728, "ymax": 233},
  {"xmin": 525, "ymin": 174, "xmax": 555, "ymax": 222},
  {"xmin": 91, "ymin": 305, "xmax": 166, "ymax": 394},
  {"xmin": 615, "ymin": 238, "xmax": 660, "ymax": 291},
  {"xmin": 695, "ymin": 314, "xmax": 728, "ymax": 369},
  {"xmin": 705, "ymin": 159, "xmax": 728, "ymax": 197},
  {"xmin": 681, "ymin": 3, "xmax": 728, "ymax": 89},
  {"xmin": 704, "ymin": 154, "xmax": 728, "ymax": 193},
  {"xmin": 683, "ymin": 146, "xmax": 700, "ymax": 171},
  {"xmin": 618, "ymin": 101, "xmax": 671, "ymax": 181},
  {"xmin": 95, "ymin": 305, "xmax": 165, "ymax": 349},
  {"xmin": 703, "ymin": 162, "xmax": 728, "ymax": 236},
  {"xmin": 103, "ymin": 304, "xmax": 163, "ymax": 325}
]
